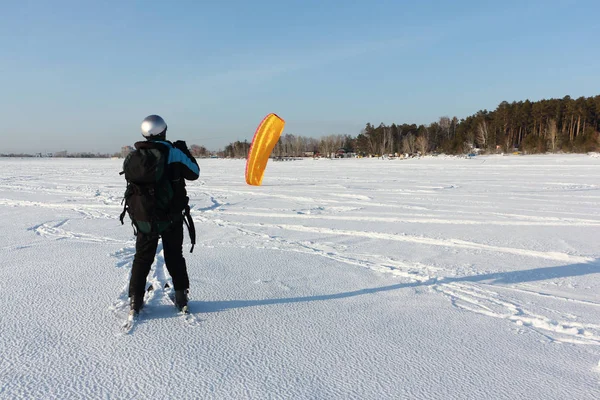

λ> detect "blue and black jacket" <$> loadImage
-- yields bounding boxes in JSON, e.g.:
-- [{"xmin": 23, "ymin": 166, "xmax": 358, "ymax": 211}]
[
  {"xmin": 134, "ymin": 138, "xmax": 199, "ymax": 213},
  {"xmin": 152, "ymin": 140, "xmax": 200, "ymax": 182}
]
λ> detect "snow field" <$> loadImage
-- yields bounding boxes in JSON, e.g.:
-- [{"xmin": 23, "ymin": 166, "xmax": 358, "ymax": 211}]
[{"xmin": 1, "ymin": 155, "xmax": 600, "ymax": 399}]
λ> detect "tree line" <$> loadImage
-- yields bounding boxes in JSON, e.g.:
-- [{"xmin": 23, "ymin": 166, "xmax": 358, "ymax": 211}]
[{"xmin": 196, "ymin": 95, "xmax": 600, "ymax": 157}]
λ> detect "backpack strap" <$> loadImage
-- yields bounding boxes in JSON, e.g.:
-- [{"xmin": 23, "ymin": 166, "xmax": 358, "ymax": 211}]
[
  {"xmin": 119, "ymin": 187, "xmax": 128, "ymax": 225},
  {"xmin": 183, "ymin": 204, "xmax": 196, "ymax": 253},
  {"xmin": 119, "ymin": 203, "xmax": 127, "ymax": 225}
]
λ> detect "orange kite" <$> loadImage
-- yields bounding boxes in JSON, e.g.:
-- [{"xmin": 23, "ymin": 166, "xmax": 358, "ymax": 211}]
[{"xmin": 245, "ymin": 113, "xmax": 285, "ymax": 186}]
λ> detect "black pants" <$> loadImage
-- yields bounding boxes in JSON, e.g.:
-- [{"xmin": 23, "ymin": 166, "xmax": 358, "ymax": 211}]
[{"xmin": 128, "ymin": 220, "xmax": 190, "ymax": 297}]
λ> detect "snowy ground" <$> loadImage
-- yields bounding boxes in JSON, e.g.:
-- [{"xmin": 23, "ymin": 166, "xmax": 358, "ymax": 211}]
[{"xmin": 1, "ymin": 154, "xmax": 600, "ymax": 399}]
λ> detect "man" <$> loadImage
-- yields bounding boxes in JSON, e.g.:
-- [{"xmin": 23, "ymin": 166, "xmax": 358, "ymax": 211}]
[{"xmin": 121, "ymin": 115, "xmax": 199, "ymax": 314}]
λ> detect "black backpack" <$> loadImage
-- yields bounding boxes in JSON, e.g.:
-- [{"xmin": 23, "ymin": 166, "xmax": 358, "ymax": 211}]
[{"xmin": 119, "ymin": 144, "xmax": 175, "ymax": 234}]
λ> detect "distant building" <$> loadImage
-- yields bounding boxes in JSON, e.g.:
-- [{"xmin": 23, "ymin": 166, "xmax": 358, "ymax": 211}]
[
  {"xmin": 121, "ymin": 146, "xmax": 134, "ymax": 158},
  {"xmin": 54, "ymin": 150, "xmax": 67, "ymax": 157},
  {"xmin": 335, "ymin": 148, "xmax": 347, "ymax": 158}
]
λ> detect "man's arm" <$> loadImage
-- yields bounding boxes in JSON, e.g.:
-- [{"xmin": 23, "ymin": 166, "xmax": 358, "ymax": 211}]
[{"xmin": 169, "ymin": 141, "xmax": 200, "ymax": 181}]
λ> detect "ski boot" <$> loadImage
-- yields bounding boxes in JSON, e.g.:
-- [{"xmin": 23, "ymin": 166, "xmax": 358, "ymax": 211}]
[
  {"xmin": 175, "ymin": 289, "xmax": 189, "ymax": 312},
  {"xmin": 129, "ymin": 294, "xmax": 144, "ymax": 315}
]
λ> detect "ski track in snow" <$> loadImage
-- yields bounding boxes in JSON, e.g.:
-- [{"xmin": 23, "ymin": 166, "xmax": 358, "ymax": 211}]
[
  {"xmin": 194, "ymin": 214, "xmax": 600, "ymax": 347},
  {"xmin": 0, "ymin": 198, "xmax": 118, "ymax": 219},
  {"xmin": 185, "ymin": 164, "xmax": 600, "ymax": 348},
  {"xmin": 434, "ymin": 283, "xmax": 600, "ymax": 346},
  {"xmin": 4, "ymin": 156, "xmax": 600, "ymax": 398},
  {"xmin": 29, "ymin": 220, "xmax": 122, "ymax": 243},
  {"xmin": 219, "ymin": 210, "xmax": 600, "ymax": 227},
  {"xmin": 206, "ymin": 220, "xmax": 593, "ymax": 264}
]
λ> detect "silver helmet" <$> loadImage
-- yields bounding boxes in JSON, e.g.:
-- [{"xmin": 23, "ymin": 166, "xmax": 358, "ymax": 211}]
[{"xmin": 141, "ymin": 115, "xmax": 167, "ymax": 138}]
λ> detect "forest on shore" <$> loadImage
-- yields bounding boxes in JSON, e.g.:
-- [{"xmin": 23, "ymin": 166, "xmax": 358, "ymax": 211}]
[{"xmin": 214, "ymin": 95, "xmax": 600, "ymax": 158}]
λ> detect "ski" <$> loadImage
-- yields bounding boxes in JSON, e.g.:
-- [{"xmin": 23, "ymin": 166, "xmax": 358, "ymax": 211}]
[
  {"xmin": 177, "ymin": 303, "xmax": 195, "ymax": 324},
  {"xmin": 164, "ymin": 282, "xmax": 188, "ymax": 312},
  {"xmin": 116, "ymin": 283, "xmax": 198, "ymax": 334},
  {"xmin": 119, "ymin": 285, "xmax": 153, "ymax": 334},
  {"xmin": 177, "ymin": 302, "xmax": 190, "ymax": 315},
  {"xmin": 121, "ymin": 310, "xmax": 138, "ymax": 334},
  {"xmin": 164, "ymin": 282, "xmax": 196, "ymax": 324}
]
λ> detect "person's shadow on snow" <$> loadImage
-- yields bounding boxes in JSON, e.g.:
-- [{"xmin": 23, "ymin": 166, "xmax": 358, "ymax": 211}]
[
  {"xmin": 195, "ymin": 260, "xmax": 600, "ymax": 313},
  {"xmin": 456, "ymin": 261, "xmax": 600, "ymax": 284}
]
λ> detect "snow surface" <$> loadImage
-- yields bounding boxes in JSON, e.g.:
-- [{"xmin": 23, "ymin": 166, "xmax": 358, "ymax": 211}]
[{"xmin": 1, "ymin": 155, "xmax": 600, "ymax": 399}]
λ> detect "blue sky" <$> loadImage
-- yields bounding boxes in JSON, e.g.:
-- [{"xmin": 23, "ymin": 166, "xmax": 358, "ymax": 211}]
[{"xmin": 1, "ymin": 0, "xmax": 599, "ymax": 153}]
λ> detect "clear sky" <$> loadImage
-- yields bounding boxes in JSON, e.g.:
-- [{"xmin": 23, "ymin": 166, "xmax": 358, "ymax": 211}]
[{"xmin": 1, "ymin": 0, "xmax": 599, "ymax": 153}]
